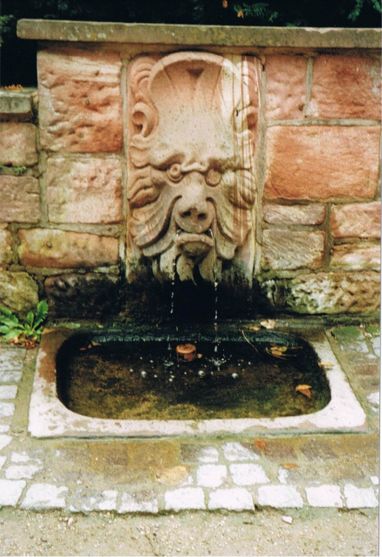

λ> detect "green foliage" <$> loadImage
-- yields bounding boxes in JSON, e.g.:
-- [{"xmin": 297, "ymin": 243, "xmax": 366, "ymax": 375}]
[
  {"xmin": 0, "ymin": 164, "xmax": 28, "ymax": 176},
  {"xmin": 0, "ymin": 301, "xmax": 48, "ymax": 344}
]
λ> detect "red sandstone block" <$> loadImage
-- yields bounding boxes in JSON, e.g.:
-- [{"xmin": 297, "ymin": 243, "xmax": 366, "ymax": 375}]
[
  {"xmin": 18, "ymin": 229, "xmax": 119, "ymax": 268},
  {"xmin": 38, "ymin": 48, "xmax": 122, "ymax": 153},
  {"xmin": 310, "ymin": 55, "xmax": 381, "ymax": 120},
  {"xmin": 331, "ymin": 243, "xmax": 380, "ymax": 270},
  {"xmin": 263, "ymin": 203, "xmax": 325, "ymax": 225},
  {"xmin": 0, "ymin": 176, "xmax": 40, "ymax": 223},
  {"xmin": 46, "ymin": 156, "xmax": 122, "ymax": 224},
  {"xmin": 331, "ymin": 202, "xmax": 380, "ymax": 239},
  {"xmin": 266, "ymin": 55, "xmax": 307, "ymax": 120},
  {"xmin": 264, "ymin": 126, "xmax": 380, "ymax": 201},
  {"xmin": 0, "ymin": 123, "xmax": 37, "ymax": 166},
  {"xmin": 261, "ymin": 229, "xmax": 324, "ymax": 270}
]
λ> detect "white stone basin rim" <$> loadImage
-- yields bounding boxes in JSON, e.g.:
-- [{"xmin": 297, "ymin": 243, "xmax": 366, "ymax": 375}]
[{"xmin": 28, "ymin": 328, "xmax": 367, "ymax": 438}]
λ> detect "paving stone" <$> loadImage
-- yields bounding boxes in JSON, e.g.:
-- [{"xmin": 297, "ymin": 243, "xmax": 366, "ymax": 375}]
[
  {"xmin": 344, "ymin": 484, "xmax": 378, "ymax": 508},
  {"xmin": 164, "ymin": 487, "xmax": 205, "ymax": 511},
  {"xmin": 0, "ymin": 371, "xmax": 22, "ymax": 384},
  {"xmin": 21, "ymin": 483, "xmax": 68, "ymax": 510},
  {"xmin": 0, "ymin": 386, "xmax": 17, "ymax": 400},
  {"xmin": 197, "ymin": 465, "xmax": 227, "ymax": 488},
  {"xmin": 305, "ymin": 485, "xmax": 343, "ymax": 507},
  {"xmin": 371, "ymin": 337, "xmax": 380, "ymax": 357},
  {"xmin": 0, "ymin": 479, "xmax": 26, "ymax": 506},
  {"xmin": 70, "ymin": 490, "xmax": 118, "ymax": 512},
  {"xmin": 278, "ymin": 468, "xmax": 289, "ymax": 484},
  {"xmin": 367, "ymin": 391, "xmax": 379, "ymax": 408},
  {"xmin": 0, "ymin": 351, "xmax": 25, "ymax": 369},
  {"xmin": 370, "ymin": 476, "xmax": 379, "ymax": 486},
  {"xmin": 0, "ymin": 425, "xmax": 10, "ymax": 433},
  {"xmin": 0, "ymin": 403, "xmax": 14, "ymax": 419},
  {"xmin": 257, "ymin": 485, "xmax": 304, "ymax": 508},
  {"xmin": 0, "ymin": 456, "xmax": 6, "ymax": 469},
  {"xmin": 5, "ymin": 463, "xmax": 41, "ymax": 480},
  {"xmin": 0, "ymin": 434, "xmax": 12, "ymax": 450},
  {"xmin": 197, "ymin": 447, "xmax": 219, "ymax": 464},
  {"xmin": 230, "ymin": 463, "xmax": 270, "ymax": 486},
  {"xmin": 11, "ymin": 452, "xmax": 32, "ymax": 463},
  {"xmin": 223, "ymin": 443, "xmax": 259, "ymax": 462},
  {"xmin": 208, "ymin": 488, "xmax": 254, "ymax": 511},
  {"xmin": 119, "ymin": 493, "xmax": 158, "ymax": 514}
]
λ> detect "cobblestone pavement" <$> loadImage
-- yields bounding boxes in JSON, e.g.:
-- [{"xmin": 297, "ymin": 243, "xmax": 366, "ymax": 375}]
[{"xmin": 0, "ymin": 323, "xmax": 379, "ymax": 514}]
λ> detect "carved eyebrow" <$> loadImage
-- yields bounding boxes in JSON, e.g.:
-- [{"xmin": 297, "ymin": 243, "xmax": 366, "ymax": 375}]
[{"xmin": 151, "ymin": 152, "xmax": 185, "ymax": 169}]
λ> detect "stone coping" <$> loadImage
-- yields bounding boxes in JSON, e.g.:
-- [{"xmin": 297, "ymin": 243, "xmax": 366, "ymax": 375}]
[{"xmin": 17, "ymin": 20, "xmax": 381, "ymax": 49}]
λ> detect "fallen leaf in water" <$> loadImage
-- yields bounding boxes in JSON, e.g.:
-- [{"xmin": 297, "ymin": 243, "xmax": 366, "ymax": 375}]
[
  {"xmin": 260, "ymin": 319, "xmax": 276, "ymax": 329},
  {"xmin": 295, "ymin": 384, "xmax": 313, "ymax": 399},
  {"xmin": 282, "ymin": 462, "xmax": 299, "ymax": 470},
  {"xmin": 266, "ymin": 345, "xmax": 288, "ymax": 358},
  {"xmin": 236, "ymin": 9, "xmax": 244, "ymax": 17},
  {"xmin": 254, "ymin": 439, "xmax": 267, "ymax": 452},
  {"xmin": 222, "ymin": 0, "xmax": 228, "ymax": 7}
]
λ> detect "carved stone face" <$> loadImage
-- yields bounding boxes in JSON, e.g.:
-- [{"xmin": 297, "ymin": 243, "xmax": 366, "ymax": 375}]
[{"xmin": 127, "ymin": 52, "xmax": 259, "ymax": 283}]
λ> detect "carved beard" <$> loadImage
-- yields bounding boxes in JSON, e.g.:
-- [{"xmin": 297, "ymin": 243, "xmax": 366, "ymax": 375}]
[
  {"xmin": 128, "ymin": 164, "xmax": 255, "ymax": 282},
  {"xmin": 127, "ymin": 51, "xmax": 258, "ymax": 283}
]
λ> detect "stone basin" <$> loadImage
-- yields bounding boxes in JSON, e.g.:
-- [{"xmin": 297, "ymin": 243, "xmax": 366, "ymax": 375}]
[{"xmin": 29, "ymin": 322, "xmax": 366, "ymax": 438}]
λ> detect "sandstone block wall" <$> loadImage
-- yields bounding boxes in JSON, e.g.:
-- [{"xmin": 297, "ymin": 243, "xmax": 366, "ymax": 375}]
[{"xmin": 0, "ymin": 39, "xmax": 380, "ymax": 316}]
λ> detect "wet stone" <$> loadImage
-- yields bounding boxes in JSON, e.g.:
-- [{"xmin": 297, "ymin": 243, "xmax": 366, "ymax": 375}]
[
  {"xmin": 119, "ymin": 492, "xmax": 158, "ymax": 514},
  {"xmin": 223, "ymin": 443, "xmax": 259, "ymax": 462}
]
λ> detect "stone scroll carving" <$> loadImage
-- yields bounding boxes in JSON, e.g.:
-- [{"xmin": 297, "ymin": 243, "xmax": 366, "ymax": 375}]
[{"xmin": 126, "ymin": 52, "xmax": 259, "ymax": 283}]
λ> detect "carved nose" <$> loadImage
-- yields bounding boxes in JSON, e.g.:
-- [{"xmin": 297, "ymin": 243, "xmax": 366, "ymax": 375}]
[
  {"xmin": 180, "ymin": 206, "xmax": 208, "ymax": 223},
  {"xmin": 175, "ymin": 197, "xmax": 213, "ymax": 234}
]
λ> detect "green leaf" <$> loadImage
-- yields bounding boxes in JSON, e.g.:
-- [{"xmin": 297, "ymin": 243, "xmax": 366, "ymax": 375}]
[
  {"xmin": 0, "ymin": 305, "xmax": 14, "ymax": 317},
  {"xmin": 3, "ymin": 330, "xmax": 20, "ymax": 341},
  {"xmin": 25, "ymin": 311, "xmax": 35, "ymax": 327}
]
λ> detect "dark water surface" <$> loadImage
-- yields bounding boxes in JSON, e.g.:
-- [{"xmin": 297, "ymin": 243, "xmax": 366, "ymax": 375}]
[{"xmin": 57, "ymin": 332, "xmax": 331, "ymax": 420}]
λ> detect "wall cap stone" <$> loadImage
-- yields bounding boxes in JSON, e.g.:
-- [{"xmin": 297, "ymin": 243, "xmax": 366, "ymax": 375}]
[{"xmin": 17, "ymin": 20, "xmax": 381, "ymax": 49}]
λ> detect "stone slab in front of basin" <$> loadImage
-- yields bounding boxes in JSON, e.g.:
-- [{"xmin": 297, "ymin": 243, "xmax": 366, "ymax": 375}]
[{"xmin": 28, "ymin": 325, "xmax": 366, "ymax": 438}]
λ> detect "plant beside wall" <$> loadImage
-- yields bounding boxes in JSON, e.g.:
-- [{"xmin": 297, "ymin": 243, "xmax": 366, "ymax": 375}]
[{"xmin": 0, "ymin": 300, "xmax": 48, "ymax": 348}]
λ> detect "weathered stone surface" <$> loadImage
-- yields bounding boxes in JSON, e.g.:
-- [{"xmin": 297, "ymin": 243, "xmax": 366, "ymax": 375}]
[
  {"xmin": 263, "ymin": 204, "xmax": 325, "ymax": 225},
  {"xmin": 264, "ymin": 126, "xmax": 380, "ymax": 200},
  {"xmin": 259, "ymin": 272, "xmax": 380, "ymax": 314},
  {"xmin": 38, "ymin": 48, "xmax": 122, "ymax": 153},
  {"xmin": 265, "ymin": 55, "xmax": 307, "ymax": 120},
  {"xmin": 44, "ymin": 273, "xmax": 120, "ymax": 317},
  {"xmin": 18, "ymin": 229, "xmax": 119, "ymax": 268},
  {"xmin": 0, "ymin": 271, "xmax": 39, "ymax": 313},
  {"xmin": 127, "ymin": 52, "xmax": 259, "ymax": 284},
  {"xmin": 46, "ymin": 156, "xmax": 122, "ymax": 224},
  {"xmin": 17, "ymin": 20, "xmax": 382, "ymax": 49},
  {"xmin": 310, "ymin": 55, "xmax": 381, "ymax": 120},
  {"xmin": 0, "ymin": 123, "xmax": 37, "ymax": 166},
  {"xmin": 331, "ymin": 202, "xmax": 380, "ymax": 238},
  {"xmin": 331, "ymin": 244, "xmax": 380, "ymax": 270},
  {"xmin": 0, "ymin": 91, "xmax": 33, "ymax": 119},
  {"xmin": 262, "ymin": 230, "xmax": 324, "ymax": 270},
  {"xmin": 0, "ymin": 176, "xmax": 39, "ymax": 223},
  {"xmin": 0, "ymin": 229, "xmax": 13, "ymax": 267}
]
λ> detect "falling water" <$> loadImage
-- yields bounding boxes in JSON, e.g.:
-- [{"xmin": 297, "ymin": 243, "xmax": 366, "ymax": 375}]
[{"xmin": 167, "ymin": 258, "xmax": 177, "ymax": 353}]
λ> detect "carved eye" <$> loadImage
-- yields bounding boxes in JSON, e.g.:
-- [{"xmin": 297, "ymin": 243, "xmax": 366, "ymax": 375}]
[
  {"xmin": 167, "ymin": 163, "xmax": 183, "ymax": 182},
  {"xmin": 205, "ymin": 168, "xmax": 222, "ymax": 186}
]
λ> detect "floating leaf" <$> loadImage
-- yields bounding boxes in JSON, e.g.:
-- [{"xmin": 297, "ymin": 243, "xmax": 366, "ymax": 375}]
[
  {"xmin": 295, "ymin": 384, "xmax": 313, "ymax": 399},
  {"xmin": 222, "ymin": 0, "xmax": 228, "ymax": 7},
  {"xmin": 266, "ymin": 345, "xmax": 288, "ymax": 358}
]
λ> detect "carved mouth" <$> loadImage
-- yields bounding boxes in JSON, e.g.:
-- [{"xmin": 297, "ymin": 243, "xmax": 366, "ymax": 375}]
[{"xmin": 176, "ymin": 229, "xmax": 214, "ymax": 257}]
